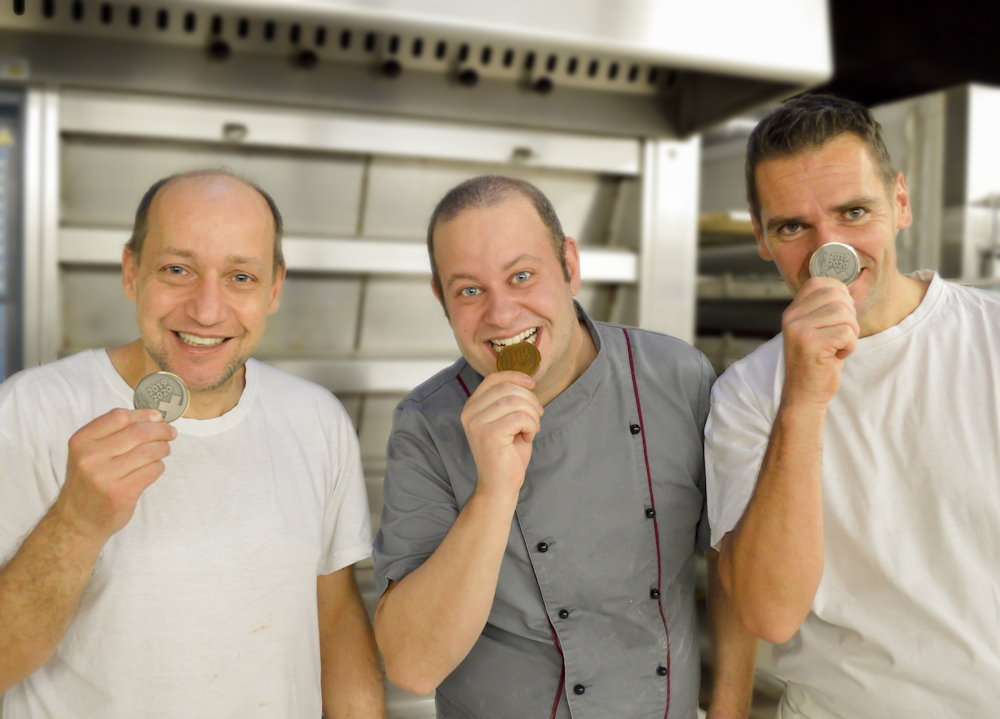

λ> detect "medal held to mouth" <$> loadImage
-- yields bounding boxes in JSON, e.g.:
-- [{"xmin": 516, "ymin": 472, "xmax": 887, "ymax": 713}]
[
  {"xmin": 809, "ymin": 242, "xmax": 860, "ymax": 286},
  {"xmin": 496, "ymin": 341, "xmax": 541, "ymax": 376},
  {"xmin": 134, "ymin": 371, "xmax": 190, "ymax": 423}
]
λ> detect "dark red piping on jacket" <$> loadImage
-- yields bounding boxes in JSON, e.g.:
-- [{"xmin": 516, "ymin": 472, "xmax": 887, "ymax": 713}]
[{"xmin": 623, "ymin": 328, "xmax": 671, "ymax": 719}]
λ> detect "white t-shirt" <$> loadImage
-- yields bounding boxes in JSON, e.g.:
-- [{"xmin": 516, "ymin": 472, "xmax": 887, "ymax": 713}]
[
  {"xmin": 0, "ymin": 351, "xmax": 372, "ymax": 718},
  {"xmin": 706, "ymin": 272, "xmax": 1000, "ymax": 717}
]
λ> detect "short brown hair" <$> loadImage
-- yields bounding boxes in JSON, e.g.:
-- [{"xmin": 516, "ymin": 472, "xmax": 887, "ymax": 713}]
[
  {"xmin": 745, "ymin": 94, "xmax": 898, "ymax": 225},
  {"xmin": 126, "ymin": 169, "xmax": 285, "ymax": 275},
  {"xmin": 426, "ymin": 175, "xmax": 570, "ymax": 301}
]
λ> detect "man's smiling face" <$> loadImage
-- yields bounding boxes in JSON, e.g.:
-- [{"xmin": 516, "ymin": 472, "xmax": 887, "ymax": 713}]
[
  {"xmin": 432, "ymin": 194, "xmax": 589, "ymax": 403},
  {"xmin": 753, "ymin": 133, "xmax": 913, "ymax": 336},
  {"xmin": 122, "ymin": 173, "xmax": 285, "ymax": 396}
]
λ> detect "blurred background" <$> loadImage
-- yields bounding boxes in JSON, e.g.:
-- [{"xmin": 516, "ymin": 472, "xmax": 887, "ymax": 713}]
[{"xmin": 1, "ymin": 1, "xmax": 998, "ymax": 716}]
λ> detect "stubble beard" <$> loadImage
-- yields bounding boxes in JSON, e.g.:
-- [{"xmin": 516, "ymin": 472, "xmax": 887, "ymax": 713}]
[{"xmin": 144, "ymin": 339, "xmax": 246, "ymax": 393}]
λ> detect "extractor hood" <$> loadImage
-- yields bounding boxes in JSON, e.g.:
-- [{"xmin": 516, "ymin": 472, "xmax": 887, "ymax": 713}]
[{"xmin": 0, "ymin": 0, "xmax": 831, "ymax": 136}]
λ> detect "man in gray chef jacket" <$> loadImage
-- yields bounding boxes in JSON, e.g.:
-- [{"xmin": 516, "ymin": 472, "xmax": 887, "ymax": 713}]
[{"xmin": 373, "ymin": 175, "xmax": 758, "ymax": 718}]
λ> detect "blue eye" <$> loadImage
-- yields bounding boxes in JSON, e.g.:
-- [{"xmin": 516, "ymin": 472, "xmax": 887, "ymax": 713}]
[
  {"xmin": 167, "ymin": 265, "xmax": 184, "ymax": 275},
  {"xmin": 233, "ymin": 273, "xmax": 252, "ymax": 283},
  {"xmin": 778, "ymin": 223, "xmax": 801, "ymax": 236},
  {"xmin": 460, "ymin": 287, "xmax": 480, "ymax": 298},
  {"xmin": 512, "ymin": 271, "xmax": 531, "ymax": 283},
  {"xmin": 846, "ymin": 207, "xmax": 867, "ymax": 219}
]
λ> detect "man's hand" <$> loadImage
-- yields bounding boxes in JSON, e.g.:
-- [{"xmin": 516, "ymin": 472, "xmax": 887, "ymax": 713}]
[
  {"xmin": 719, "ymin": 278, "xmax": 858, "ymax": 643},
  {"xmin": 375, "ymin": 370, "xmax": 543, "ymax": 694},
  {"xmin": 52, "ymin": 408, "xmax": 177, "ymax": 542},
  {"xmin": 461, "ymin": 370, "xmax": 543, "ymax": 498},
  {"xmin": 782, "ymin": 277, "xmax": 860, "ymax": 406}
]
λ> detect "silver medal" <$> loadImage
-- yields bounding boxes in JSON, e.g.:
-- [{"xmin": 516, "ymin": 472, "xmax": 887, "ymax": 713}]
[
  {"xmin": 134, "ymin": 371, "xmax": 189, "ymax": 423},
  {"xmin": 809, "ymin": 242, "xmax": 860, "ymax": 286}
]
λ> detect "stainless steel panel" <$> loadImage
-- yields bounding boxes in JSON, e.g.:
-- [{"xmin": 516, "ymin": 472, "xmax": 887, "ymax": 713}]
[
  {"xmin": 358, "ymin": 394, "xmax": 405, "ymax": 463},
  {"xmin": 0, "ymin": 0, "xmax": 830, "ymax": 138},
  {"xmin": 357, "ymin": 277, "xmax": 455, "ymax": 354},
  {"xmin": 59, "ymin": 91, "xmax": 642, "ymax": 174},
  {"xmin": 283, "ymin": 238, "xmax": 429, "ymax": 276},
  {"xmin": 256, "ymin": 275, "xmax": 362, "ymax": 357},
  {"xmin": 574, "ymin": 284, "xmax": 617, "ymax": 322},
  {"xmin": 60, "ymin": 266, "xmax": 135, "ymax": 351},
  {"xmin": 335, "ymin": 393, "xmax": 362, "ymax": 430},
  {"xmin": 286, "ymin": 0, "xmax": 830, "ymax": 81},
  {"xmin": 699, "ymin": 136, "xmax": 750, "ymax": 216},
  {"xmin": 363, "ymin": 157, "xmax": 624, "ymax": 246},
  {"xmin": 61, "ymin": 136, "xmax": 366, "ymax": 236},
  {"xmin": 606, "ymin": 177, "xmax": 642, "ymax": 252}
]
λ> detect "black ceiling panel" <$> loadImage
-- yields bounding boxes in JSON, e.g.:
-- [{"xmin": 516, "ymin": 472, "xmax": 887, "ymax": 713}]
[{"xmin": 818, "ymin": 0, "xmax": 1000, "ymax": 106}]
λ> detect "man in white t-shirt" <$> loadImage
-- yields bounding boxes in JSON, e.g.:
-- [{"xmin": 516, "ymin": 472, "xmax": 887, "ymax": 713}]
[
  {"xmin": 705, "ymin": 94, "xmax": 1000, "ymax": 717},
  {"xmin": 0, "ymin": 170, "xmax": 386, "ymax": 718}
]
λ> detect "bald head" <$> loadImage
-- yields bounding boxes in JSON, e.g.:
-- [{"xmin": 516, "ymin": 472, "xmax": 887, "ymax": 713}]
[{"xmin": 127, "ymin": 170, "xmax": 285, "ymax": 276}]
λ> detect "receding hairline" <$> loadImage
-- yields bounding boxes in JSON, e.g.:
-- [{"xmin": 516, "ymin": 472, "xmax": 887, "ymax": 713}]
[
  {"xmin": 128, "ymin": 168, "xmax": 285, "ymax": 276},
  {"xmin": 152, "ymin": 170, "xmax": 270, "ymax": 210}
]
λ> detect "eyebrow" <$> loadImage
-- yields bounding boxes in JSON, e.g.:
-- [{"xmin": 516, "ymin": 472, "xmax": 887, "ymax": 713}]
[
  {"xmin": 765, "ymin": 195, "xmax": 882, "ymax": 232},
  {"xmin": 156, "ymin": 247, "xmax": 266, "ymax": 269},
  {"xmin": 444, "ymin": 253, "xmax": 544, "ymax": 288},
  {"xmin": 833, "ymin": 195, "xmax": 880, "ymax": 213}
]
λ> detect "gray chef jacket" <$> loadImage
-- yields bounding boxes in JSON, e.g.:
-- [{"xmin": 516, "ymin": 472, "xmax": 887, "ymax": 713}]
[{"xmin": 374, "ymin": 308, "xmax": 714, "ymax": 719}]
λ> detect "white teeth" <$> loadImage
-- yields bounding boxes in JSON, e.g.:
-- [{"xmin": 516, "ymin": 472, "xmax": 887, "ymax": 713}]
[
  {"xmin": 178, "ymin": 332, "xmax": 225, "ymax": 347},
  {"xmin": 491, "ymin": 328, "xmax": 537, "ymax": 352}
]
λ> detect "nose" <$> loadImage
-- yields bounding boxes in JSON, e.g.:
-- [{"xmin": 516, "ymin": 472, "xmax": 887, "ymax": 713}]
[
  {"xmin": 187, "ymin": 277, "xmax": 227, "ymax": 326},
  {"xmin": 813, "ymin": 221, "xmax": 844, "ymax": 249},
  {"xmin": 483, "ymin": 288, "xmax": 518, "ymax": 328}
]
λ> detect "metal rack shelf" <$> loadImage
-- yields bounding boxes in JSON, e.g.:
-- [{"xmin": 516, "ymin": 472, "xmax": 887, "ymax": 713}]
[
  {"xmin": 698, "ymin": 210, "xmax": 754, "ymax": 240},
  {"xmin": 58, "ymin": 227, "xmax": 639, "ymax": 283},
  {"xmin": 697, "ymin": 274, "xmax": 789, "ymax": 300}
]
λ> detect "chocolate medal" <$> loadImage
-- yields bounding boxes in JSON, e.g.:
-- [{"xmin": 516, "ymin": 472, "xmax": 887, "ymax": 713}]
[{"xmin": 496, "ymin": 341, "xmax": 541, "ymax": 376}]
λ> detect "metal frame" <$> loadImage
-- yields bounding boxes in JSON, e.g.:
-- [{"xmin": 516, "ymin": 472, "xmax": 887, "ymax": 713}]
[
  {"xmin": 638, "ymin": 137, "xmax": 700, "ymax": 343},
  {"xmin": 20, "ymin": 86, "xmax": 59, "ymax": 368}
]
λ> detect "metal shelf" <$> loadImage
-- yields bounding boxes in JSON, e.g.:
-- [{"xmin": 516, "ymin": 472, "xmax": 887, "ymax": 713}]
[
  {"xmin": 58, "ymin": 90, "xmax": 643, "ymax": 176},
  {"xmin": 698, "ymin": 210, "xmax": 754, "ymax": 239},
  {"xmin": 58, "ymin": 227, "xmax": 639, "ymax": 282},
  {"xmin": 697, "ymin": 274, "xmax": 789, "ymax": 300}
]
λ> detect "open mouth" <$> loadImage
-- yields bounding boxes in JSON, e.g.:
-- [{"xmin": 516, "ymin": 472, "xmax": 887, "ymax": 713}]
[
  {"xmin": 490, "ymin": 327, "xmax": 538, "ymax": 354},
  {"xmin": 176, "ymin": 331, "xmax": 226, "ymax": 348}
]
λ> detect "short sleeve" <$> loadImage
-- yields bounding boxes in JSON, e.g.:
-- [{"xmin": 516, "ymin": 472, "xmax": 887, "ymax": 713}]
[
  {"xmin": 319, "ymin": 397, "xmax": 374, "ymax": 575},
  {"xmin": 694, "ymin": 353, "xmax": 716, "ymax": 553},
  {"xmin": 704, "ymin": 366, "xmax": 774, "ymax": 548},
  {"xmin": 373, "ymin": 402, "xmax": 461, "ymax": 597}
]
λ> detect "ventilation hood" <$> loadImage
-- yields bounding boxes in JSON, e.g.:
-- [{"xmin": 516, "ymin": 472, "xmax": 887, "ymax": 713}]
[{"xmin": 0, "ymin": 0, "xmax": 831, "ymax": 136}]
